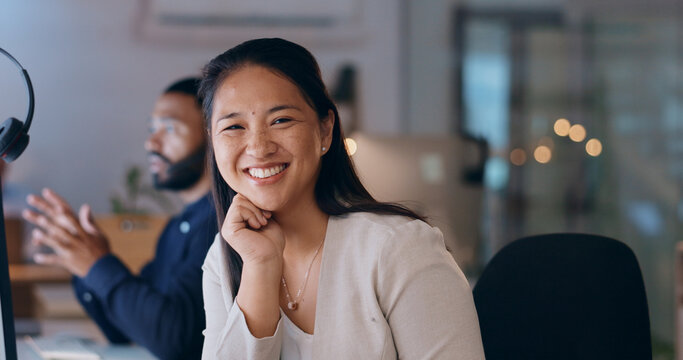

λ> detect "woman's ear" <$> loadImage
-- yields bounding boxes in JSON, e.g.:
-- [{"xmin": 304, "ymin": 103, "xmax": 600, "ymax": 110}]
[{"xmin": 320, "ymin": 109, "xmax": 335, "ymax": 150}]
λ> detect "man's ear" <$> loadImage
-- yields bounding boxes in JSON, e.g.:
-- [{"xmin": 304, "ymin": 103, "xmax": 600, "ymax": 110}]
[{"xmin": 320, "ymin": 109, "xmax": 335, "ymax": 149}]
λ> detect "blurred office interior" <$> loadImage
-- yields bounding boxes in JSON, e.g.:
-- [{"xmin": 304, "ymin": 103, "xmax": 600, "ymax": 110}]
[{"xmin": 0, "ymin": 0, "xmax": 681, "ymax": 357}]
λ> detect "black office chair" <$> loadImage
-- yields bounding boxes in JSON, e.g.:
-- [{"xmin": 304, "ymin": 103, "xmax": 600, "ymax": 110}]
[{"xmin": 473, "ymin": 233, "xmax": 652, "ymax": 359}]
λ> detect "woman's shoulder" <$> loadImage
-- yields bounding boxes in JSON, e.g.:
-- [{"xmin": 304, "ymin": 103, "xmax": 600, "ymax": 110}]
[
  {"xmin": 328, "ymin": 212, "xmax": 460, "ymax": 290},
  {"xmin": 330, "ymin": 212, "xmax": 444, "ymax": 251},
  {"xmin": 333, "ymin": 211, "xmax": 435, "ymax": 232}
]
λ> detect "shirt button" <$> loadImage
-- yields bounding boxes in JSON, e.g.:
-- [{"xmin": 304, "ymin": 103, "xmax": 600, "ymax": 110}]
[
  {"xmin": 83, "ymin": 292, "xmax": 93, "ymax": 303},
  {"xmin": 180, "ymin": 221, "xmax": 191, "ymax": 234}
]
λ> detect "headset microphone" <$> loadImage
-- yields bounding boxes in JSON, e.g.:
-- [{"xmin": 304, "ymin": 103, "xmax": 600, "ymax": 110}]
[{"xmin": 0, "ymin": 47, "xmax": 33, "ymax": 163}]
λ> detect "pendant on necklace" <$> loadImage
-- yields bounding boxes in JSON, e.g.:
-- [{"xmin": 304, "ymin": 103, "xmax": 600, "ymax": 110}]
[{"xmin": 287, "ymin": 302, "xmax": 297, "ymax": 310}]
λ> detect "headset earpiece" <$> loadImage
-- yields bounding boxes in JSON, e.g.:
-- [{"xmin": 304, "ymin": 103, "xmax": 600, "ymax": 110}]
[
  {"xmin": 0, "ymin": 47, "xmax": 34, "ymax": 163},
  {"xmin": 0, "ymin": 118, "xmax": 29, "ymax": 163}
]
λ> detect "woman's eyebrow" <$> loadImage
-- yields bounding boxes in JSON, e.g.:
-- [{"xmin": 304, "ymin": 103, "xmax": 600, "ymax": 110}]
[
  {"xmin": 216, "ymin": 104, "xmax": 302, "ymax": 122},
  {"xmin": 216, "ymin": 112, "xmax": 240, "ymax": 122},
  {"xmin": 268, "ymin": 104, "xmax": 301, "ymax": 114}
]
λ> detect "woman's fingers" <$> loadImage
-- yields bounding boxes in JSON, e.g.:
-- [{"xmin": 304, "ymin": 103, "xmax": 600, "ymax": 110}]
[
  {"xmin": 227, "ymin": 196, "xmax": 267, "ymax": 228},
  {"xmin": 244, "ymin": 211, "xmax": 264, "ymax": 229},
  {"xmin": 220, "ymin": 195, "xmax": 286, "ymax": 264},
  {"xmin": 234, "ymin": 194, "xmax": 268, "ymax": 222},
  {"xmin": 224, "ymin": 204, "xmax": 265, "ymax": 238},
  {"xmin": 242, "ymin": 204, "xmax": 267, "ymax": 228}
]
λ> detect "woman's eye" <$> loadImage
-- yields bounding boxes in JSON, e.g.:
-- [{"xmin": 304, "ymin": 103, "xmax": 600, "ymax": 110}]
[
  {"xmin": 273, "ymin": 118, "xmax": 292, "ymax": 125},
  {"xmin": 165, "ymin": 124, "xmax": 176, "ymax": 133},
  {"xmin": 225, "ymin": 124, "xmax": 244, "ymax": 131}
]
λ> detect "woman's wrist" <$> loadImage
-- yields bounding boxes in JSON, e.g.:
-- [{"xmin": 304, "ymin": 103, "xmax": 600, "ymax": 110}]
[
  {"xmin": 242, "ymin": 259, "xmax": 282, "ymax": 284},
  {"xmin": 236, "ymin": 260, "xmax": 283, "ymax": 338}
]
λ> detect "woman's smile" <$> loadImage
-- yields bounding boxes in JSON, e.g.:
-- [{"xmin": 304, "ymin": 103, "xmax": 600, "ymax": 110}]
[
  {"xmin": 247, "ymin": 163, "xmax": 288, "ymax": 179},
  {"xmin": 245, "ymin": 163, "xmax": 289, "ymax": 183}
]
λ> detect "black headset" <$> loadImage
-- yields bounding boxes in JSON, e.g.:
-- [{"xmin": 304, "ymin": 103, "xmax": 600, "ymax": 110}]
[{"xmin": 0, "ymin": 47, "xmax": 33, "ymax": 163}]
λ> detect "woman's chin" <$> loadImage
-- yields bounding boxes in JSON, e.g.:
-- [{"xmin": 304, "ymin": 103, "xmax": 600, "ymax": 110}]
[{"xmin": 243, "ymin": 195, "xmax": 283, "ymax": 212}]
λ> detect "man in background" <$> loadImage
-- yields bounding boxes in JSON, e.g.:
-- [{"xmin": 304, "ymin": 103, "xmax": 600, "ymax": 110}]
[{"xmin": 22, "ymin": 78, "xmax": 217, "ymax": 360}]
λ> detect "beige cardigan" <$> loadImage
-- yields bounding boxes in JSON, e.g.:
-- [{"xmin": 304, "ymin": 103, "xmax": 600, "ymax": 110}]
[{"xmin": 201, "ymin": 212, "xmax": 485, "ymax": 359}]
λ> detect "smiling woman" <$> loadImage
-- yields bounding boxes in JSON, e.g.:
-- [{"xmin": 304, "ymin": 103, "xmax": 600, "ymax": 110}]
[
  {"xmin": 210, "ymin": 65, "xmax": 333, "ymax": 213},
  {"xmin": 198, "ymin": 38, "xmax": 485, "ymax": 360}
]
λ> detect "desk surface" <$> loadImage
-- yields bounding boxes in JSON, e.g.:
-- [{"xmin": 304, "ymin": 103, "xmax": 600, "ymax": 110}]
[
  {"xmin": 15, "ymin": 319, "xmax": 156, "ymax": 359},
  {"xmin": 17, "ymin": 339, "xmax": 156, "ymax": 360},
  {"xmin": 9, "ymin": 264, "xmax": 71, "ymax": 284}
]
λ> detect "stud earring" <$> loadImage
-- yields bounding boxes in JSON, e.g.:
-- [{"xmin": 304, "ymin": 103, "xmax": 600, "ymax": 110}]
[{"xmin": 322, "ymin": 146, "xmax": 326, "ymax": 152}]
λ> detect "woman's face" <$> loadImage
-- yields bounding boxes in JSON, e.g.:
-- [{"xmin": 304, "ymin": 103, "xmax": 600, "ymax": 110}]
[{"xmin": 210, "ymin": 65, "xmax": 334, "ymax": 212}]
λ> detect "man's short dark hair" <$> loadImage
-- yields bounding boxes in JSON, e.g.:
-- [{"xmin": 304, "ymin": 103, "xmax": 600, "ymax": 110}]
[{"xmin": 164, "ymin": 77, "xmax": 202, "ymax": 104}]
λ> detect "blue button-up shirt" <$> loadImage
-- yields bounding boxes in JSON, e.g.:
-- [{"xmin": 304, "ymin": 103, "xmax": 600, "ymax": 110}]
[{"xmin": 73, "ymin": 193, "xmax": 217, "ymax": 360}]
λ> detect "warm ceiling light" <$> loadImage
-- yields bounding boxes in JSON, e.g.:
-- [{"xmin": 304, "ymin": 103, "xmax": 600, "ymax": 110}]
[
  {"xmin": 534, "ymin": 145, "xmax": 552, "ymax": 164},
  {"xmin": 569, "ymin": 124, "xmax": 586, "ymax": 142},
  {"xmin": 554, "ymin": 118, "xmax": 570, "ymax": 136},
  {"xmin": 510, "ymin": 148, "xmax": 527, "ymax": 166},
  {"xmin": 344, "ymin": 138, "xmax": 357, "ymax": 156},
  {"xmin": 586, "ymin": 138, "xmax": 603, "ymax": 157}
]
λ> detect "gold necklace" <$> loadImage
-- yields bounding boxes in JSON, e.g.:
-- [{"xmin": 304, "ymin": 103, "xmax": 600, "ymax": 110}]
[{"xmin": 281, "ymin": 239, "xmax": 325, "ymax": 310}]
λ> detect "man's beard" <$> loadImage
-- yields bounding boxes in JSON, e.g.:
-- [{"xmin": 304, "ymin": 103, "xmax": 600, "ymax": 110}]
[{"xmin": 151, "ymin": 145, "xmax": 206, "ymax": 191}]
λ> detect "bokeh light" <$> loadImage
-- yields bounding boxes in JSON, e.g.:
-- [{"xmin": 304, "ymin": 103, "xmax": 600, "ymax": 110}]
[
  {"xmin": 554, "ymin": 118, "xmax": 570, "ymax": 136},
  {"xmin": 534, "ymin": 145, "xmax": 552, "ymax": 164},
  {"xmin": 510, "ymin": 148, "xmax": 527, "ymax": 166},
  {"xmin": 569, "ymin": 124, "xmax": 586, "ymax": 142},
  {"xmin": 344, "ymin": 138, "xmax": 357, "ymax": 156},
  {"xmin": 586, "ymin": 138, "xmax": 603, "ymax": 157}
]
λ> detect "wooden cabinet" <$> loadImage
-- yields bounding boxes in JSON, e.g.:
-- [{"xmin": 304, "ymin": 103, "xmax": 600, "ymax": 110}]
[{"xmin": 96, "ymin": 214, "xmax": 168, "ymax": 273}]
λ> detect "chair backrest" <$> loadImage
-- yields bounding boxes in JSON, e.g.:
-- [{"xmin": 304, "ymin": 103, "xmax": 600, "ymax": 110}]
[{"xmin": 473, "ymin": 233, "xmax": 651, "ymax": 359}]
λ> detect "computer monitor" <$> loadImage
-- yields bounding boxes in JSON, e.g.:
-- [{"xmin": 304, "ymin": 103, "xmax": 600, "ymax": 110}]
[
  {"xmin": 349, "ymin": 133, "xmax": 485, "ymax": 273},
  {"xmin": 0, "ymin": 191, "xmax": 18, "ymax": 360}
]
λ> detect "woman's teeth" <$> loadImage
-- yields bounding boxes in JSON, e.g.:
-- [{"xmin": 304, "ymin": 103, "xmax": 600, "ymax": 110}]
[{"xmin": 248, "ymin": 164, "xmax": 286, "ymax": 179}]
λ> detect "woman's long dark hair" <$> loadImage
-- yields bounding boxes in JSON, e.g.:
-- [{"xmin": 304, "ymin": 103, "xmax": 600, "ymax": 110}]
[{"xmin": 199, "ymin": 38, "xmax": 425, "ymax": 297}]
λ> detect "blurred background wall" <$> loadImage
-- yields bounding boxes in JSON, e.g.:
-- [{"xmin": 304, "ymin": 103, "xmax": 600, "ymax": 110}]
[
  {"xmin": 0, "ymin": 0, "xmax": 404, "ymax": 213},
  {"xmin": 1, "ymin": 0, "xmax": 682, "ymax": 357}
]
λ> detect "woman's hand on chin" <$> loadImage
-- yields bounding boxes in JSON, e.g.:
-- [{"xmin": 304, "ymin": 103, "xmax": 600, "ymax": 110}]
[{"xmin": 222, "ymin": 194, "xmax": 285, "ymax": 266}]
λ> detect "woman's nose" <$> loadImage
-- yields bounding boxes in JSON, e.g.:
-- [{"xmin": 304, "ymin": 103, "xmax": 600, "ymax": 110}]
[{"xmin": 245, "ymin": 129, "xmax": 276, "ymax": 158}]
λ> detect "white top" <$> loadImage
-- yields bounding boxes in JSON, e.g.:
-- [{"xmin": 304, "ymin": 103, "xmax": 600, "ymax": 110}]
[
  {"xmin": 201, "ymin": 212, "xmax": 485, "ymax": 359},
  {"xmin": 281, "ymin": 311, "xmax": 313, "ymax": 360}
]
